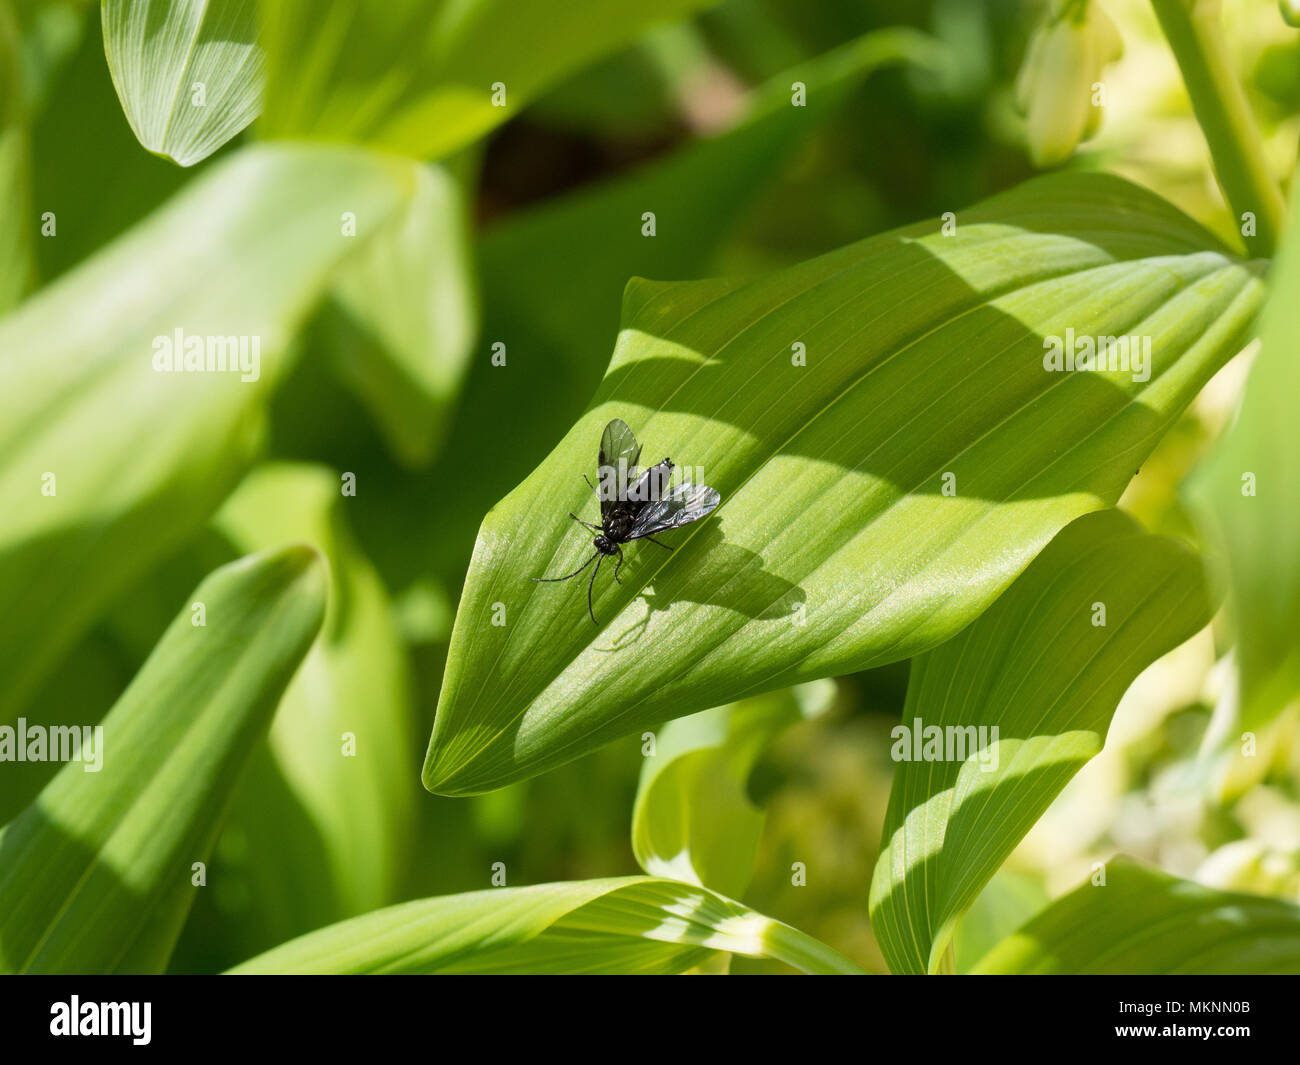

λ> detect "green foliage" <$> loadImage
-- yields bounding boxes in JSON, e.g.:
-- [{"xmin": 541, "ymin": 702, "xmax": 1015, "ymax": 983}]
[
  {"xmin": 203, "ymin": 465, "xmax": 417, "ymax": 957},
  {"xmin": 1187, "ymin": 179, "xmax": 1300, "ymax": 732},
  {"xmin": 256, "ymin": 0, "xmax": 716, "ymax": 159},
  {"xmin": 2, "ymin": 0, "xmax": 1295, "ymax": 980},
  {"xmin": 0, "ymin": 547, "xmax": 326, "ymax": 973},
  {"xmin": 422, "ymin": 174, "xmax": 1261, "ymax": 795},
  {"xmin": 974, "ymin": 858, "xmax": 1300, "ymax": 974},
  {"xmin": 869, "ymin": 509, "xmax": 1213, "ymax": 974},
  {"xmin": 326, "ymin": 158, "xmax": 479, "ymax": 466},
  {"xmin": 0, "ymin": 143, "xmax": 415, "ymax": 723},
  {"xmin": 0, "ymin": 0, "xmax": 31, "ymax": 309},
  {"xmin": 951, "ymin": 870, "xmax": 1049, "ymax": 975},
  {"xmin": 368, "ymin": 26, "xmax": 941, "ymax": 589},
  {"xmin": 632, "ymin": 679, "xmax": 834, "ymax": 898},
  {"xmin": 102, "ymin": 0, "xmax": 265, "ymax": 166},
  {"xmin": 229, "ymin": 876, "xmax": 867, "ymax": 975}
]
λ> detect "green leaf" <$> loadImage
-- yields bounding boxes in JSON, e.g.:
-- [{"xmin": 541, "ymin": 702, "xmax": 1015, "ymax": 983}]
[
  {"xmin": 422, "ymin": 173, "xmax": 1262, "ymax": 795},
  {"xmin": 256, "ymin": 0, "xmax": 714, "ymax": 160},
  {"xmin": 102, "ymin": 0, "xmax": 266, "ymax": 166},
  {"xmin": 29, "ymin": 5, "xmax": 193, "ymax": 284},
  {"xmin": 869, "ymin": 509, "xmax": 1212, "ymax": 975},
  {"xmin": 418, "ymin": 29, "xmax": 939, "ymax": 589},
  {"xmin": 0, "ymin": 628, "xmax": 136, "ymax": 825},
  {"xmin": 335, "ymin": 29, "xmax": 937, "ymax": 600},
  {"xmin": 951, "ymin": 869, "xmax": 1049, "ymax": 974},
  {"xmin": 0, "ymin": 546, "xmax": 326, "ymax": 973},
  {"xmin": 0, "ymin": 0, "xmax": 33, "ymax": 310},
  {"xmin": 527, "ymin": 22, "xmax": 708, "ymax": 139},
  {"xmin": 0, "ymin": 143, "xmax": 416, "ymax": 724},
  {"xmin": 228, "ymin": 876, "xmax": 867, "ymax": 975},
  {"xmin": 632, "ymin": 680, "xmax": 834, "ymax": 899},
  {"xmin": 1186, "ymin": 183, "xmax": 1300, "ymax": 732},
  {"xmin": 12, "ymin": 1, "xmax": 86, "ymax": 120},
  {"xmin": 203, "ymin": 464, "xmax": 417, "ymax": 951},
  {"xmin": 326, "ymin": 158, "xmax": 478, "ymax": 466},
  {"xmin": 973, "ymin": 857, "xmax": 1300, "ymax": 974},
  {"xmin": 42, "ymin": 461, "xmax": 419, "ymax": 965}
]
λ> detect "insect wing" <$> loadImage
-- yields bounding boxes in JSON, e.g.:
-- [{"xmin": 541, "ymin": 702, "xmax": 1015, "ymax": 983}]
[
  {"xmin": 599, "ymin": 418, "xmax": 642, "ymax": 473},
  {"xmin": 624, "ymin": 458, "xmax": 674, "ymax": 508},
  {"xmin": 628, "ymin": 481, "xmax": 721, "ymax": 538},
  {"xmin": 598, "ymin": 418, "xmax": 643, "ymax": 516}
]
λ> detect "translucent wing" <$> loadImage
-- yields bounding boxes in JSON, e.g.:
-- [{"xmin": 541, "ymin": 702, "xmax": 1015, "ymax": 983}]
[
  {"xmin": 599, "ymin": 418, "xmax": 642, "ymax": 472},
  {"xmin": 597, "ymin": 418, "xmax": 643, "ymax": 517},
  {"xmin": 624, "ymin": 459, "xmax": 674, "ymax": 505},
  {"xmin": 628, "ymin": 481, "xmax": 721, "ymax": 538}
]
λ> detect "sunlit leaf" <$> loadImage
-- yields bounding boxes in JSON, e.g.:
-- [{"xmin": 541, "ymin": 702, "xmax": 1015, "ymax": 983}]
[
  {"xmin": 200, "ymin": 464, "xmax": 417, "ymax": 956},
  {"xmin": 0, "ymin": 143, "xmax": 416, "ymax": 723},
  {"xmin": 974, "ymin": 857, "xmax": 1300, "ymax": 974},
  {"xmin": 229, "ymin": 876, "xmax": 868, "ymax": 975},
  {"xmin": 419, "ymin": 28, "xmax": 941, "ymax": 582},
  {"xmin": 0, "ymin": 546, "xmax": 326, "ymax": 973},
  {"xmin": 0, "ymin": 0, "xmax": 33, "ymax": 310},
  {"xmin": 951, "ymin": 869, "xmax": 1050, "ymax": 974},
  {"xmin": 102, "ymin": 0, "xmax": 265, "ymax": 166},
  {"xmin": 327, "ymin": 158, "xmax": 478, "ymax": 466},
  {"xmin": 632, "ymin": 680, "xmax": 834, "ymax": 898},
  {"xmin": 422, "ymin": 173, "xmax": 1262, "ymax": 795},
  {"xmin": 1186, "ymin": 181, "xmax": 1300, "ymax": 731},
  {"xmin": 869, "ymin": 509, "xmax": 1213, "ymax": 973},
  {"xmin": 256, "ymin": 0, "xmax": 715, "ymax": 159}
]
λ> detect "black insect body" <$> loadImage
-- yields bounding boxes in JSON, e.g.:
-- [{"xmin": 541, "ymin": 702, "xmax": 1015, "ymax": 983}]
[{"xmin": 532, "ymin": 418, "xmax": 722, "ymax": 624}]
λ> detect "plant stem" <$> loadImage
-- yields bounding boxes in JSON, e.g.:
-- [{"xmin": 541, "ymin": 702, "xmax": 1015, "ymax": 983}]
[
  {"xmin": 1150, "ymin": 0, "xmax": 1285, "ymax": 256},
  {"xmin": 762, "ymin": 918, "xmax": 873, "ymax": 975}
]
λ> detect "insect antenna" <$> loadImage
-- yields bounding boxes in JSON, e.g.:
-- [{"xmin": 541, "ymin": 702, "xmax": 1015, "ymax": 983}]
[{"xmin": 532, "ymin": 551, "xmax": 598, "ymax": 584}]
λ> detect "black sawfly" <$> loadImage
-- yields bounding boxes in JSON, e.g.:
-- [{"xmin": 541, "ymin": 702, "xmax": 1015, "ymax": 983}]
[{"xmin": 532, "ymin": 418, "xmax": 722, "ymax": 624}]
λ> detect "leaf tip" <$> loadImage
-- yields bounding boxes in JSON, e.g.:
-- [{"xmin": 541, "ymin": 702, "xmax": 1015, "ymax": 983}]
[{"xmin": 242, "ymin": 542, "xmax": 330, "ymax": 625}]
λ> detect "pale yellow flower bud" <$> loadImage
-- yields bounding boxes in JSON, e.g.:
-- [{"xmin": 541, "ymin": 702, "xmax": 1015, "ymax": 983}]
[{"xmin": 1016, "ymin": 1, "xmax": 1124, "ymax": 167}]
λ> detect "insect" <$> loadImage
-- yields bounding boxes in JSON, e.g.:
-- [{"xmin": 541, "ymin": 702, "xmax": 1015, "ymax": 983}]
[{"xmin": 532, "ymin": 418, "xmax": 721, "ymax": 624}]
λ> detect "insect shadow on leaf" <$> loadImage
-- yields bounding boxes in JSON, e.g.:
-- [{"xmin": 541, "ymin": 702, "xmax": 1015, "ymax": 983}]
[
  {"xmin": 532, "ymin": 418, "xmax": 721, "ymax": 624},
  {"xmin": 606, "ymin": 523, "xmax": 808, "ymax": 649}
]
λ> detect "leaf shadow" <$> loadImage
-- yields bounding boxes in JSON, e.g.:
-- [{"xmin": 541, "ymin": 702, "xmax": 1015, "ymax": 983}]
[
  {"xmin": 871, "ymin": 739, "xmax": 1095, "ymax": 974},
  {"xmin": 0, "ymin": 804, "xmax": 143, "ymax": 973},
  {"xmin": 602, "ymin": 521, "xmax": 806, "ymax": 650},
  {"xmin": 420, "ymin": 181, "xmax": 1257, "ymax": 793}
]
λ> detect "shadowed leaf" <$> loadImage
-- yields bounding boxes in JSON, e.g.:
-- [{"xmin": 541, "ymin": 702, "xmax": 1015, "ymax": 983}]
[{"xmin": 0, "ymin": 546, "xmax": 326, "ymax": 973}]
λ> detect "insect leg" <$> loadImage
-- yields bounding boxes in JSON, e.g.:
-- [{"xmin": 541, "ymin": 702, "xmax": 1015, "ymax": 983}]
[
  {"xmin": 645, "ymin": 536, "xmax": 673, "ymax": 550},
  {"xmin": 584, "ymin": 474, "xmax": 601, "ymax": 498},
  {"xmin": 587, "ymin": 554, "xmax": 605, "ymax": 624},
  {"xmin": 532, "ymin": 551, "xmax": 598, "ymax": 583},
  {"xmin": 613, "ymin": 545, "xmax": 625, "ymax": 584},
  {"xmin": 568, "ymin": 512, "xmax": 602, "ymax": 533}
]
